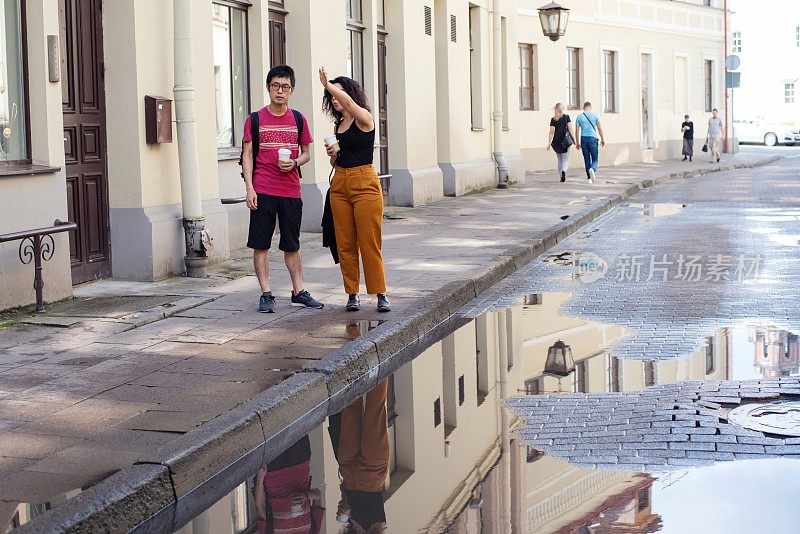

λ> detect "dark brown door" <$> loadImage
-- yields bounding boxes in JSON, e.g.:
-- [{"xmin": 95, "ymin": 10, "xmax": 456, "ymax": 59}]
[
  {"xmin": 268, "ymin": 10, "xmax": 286, "ymax": 68},
  {"xmin": 59, "ymin": 0, "xmax": 111, "ymax": 284},
  {"xmin": 377, "ymin": 32, "xmax": 389, "ymax": 176}
]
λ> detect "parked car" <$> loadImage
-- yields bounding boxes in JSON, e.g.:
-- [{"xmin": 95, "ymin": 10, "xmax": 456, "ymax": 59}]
[{"xmin": 733, "ymin": 118, "xmax": 800, "ymax": 146}]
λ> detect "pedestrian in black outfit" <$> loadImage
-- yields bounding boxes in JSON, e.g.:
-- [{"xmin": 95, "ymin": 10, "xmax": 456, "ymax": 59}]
[
  {"xmin": 547, "ymin": 103, "xmax": 577, "ymax": 182},
  {"xmin": 681, "ymin": 114, "xmax": 694, "ymax": 161}
]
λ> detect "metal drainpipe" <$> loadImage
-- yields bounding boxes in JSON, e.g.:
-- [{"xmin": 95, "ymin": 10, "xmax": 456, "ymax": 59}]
[
  {"xmin": 174, "ymin": 0, "xmax": 208, "ymax": 277},
  {"xmin": 492, "ymin": 0, "xmax": 509, "ymax": 189},
  {"xmin": 497, "ymin": 310, "xmax": 513, "ymax": 531},
  {"xmin": 723, "ymin": 0, "xmax": 730, "ymax": 153}
]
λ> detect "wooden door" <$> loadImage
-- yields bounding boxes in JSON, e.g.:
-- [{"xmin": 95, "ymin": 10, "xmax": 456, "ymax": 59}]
[
  {"xmin": 268, "ymin": 10, "xmax": 286, "ymax": 68},
  {"xmin": 377, "ymin": 32, "xmax": 389, "ymax": 177},
  {"xmin": 59, "ymin": 0, "xmax": 111, "ymax": 283}
]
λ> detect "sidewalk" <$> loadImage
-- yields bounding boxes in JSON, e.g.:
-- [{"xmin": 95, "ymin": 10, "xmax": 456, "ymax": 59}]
[{"xmin": 0, "ymin": 152, "xmax": 777, "ymax": 529}]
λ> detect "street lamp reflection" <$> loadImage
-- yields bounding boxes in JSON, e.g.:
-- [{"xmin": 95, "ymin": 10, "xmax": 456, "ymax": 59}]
[{"xmin": 544, "ymin": 339, "xmax": 576, "ymax": 377}]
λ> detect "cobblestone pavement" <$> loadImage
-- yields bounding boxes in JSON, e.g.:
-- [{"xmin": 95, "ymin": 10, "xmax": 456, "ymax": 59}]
[
  {"xmin": 463, "ymin": 154, "xmax": 800, "ymax": 360},
  {"xmin": 507, "ymin": 378, "xmax": 800, "ymax": 472},
  {"xmin": 2, "ymin": 153, "xmax": 774, "ymax": 506}
]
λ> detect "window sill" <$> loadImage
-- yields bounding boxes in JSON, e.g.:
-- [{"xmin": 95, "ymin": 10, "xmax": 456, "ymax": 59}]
[
  {"xmin": 0, "ymin": 164, "xmax": 62, "ymax": 177},
  {"xmin": 471, "ymin": 127, "xmax": 486, "ymax": 132},
  {"xmin": 217, "ymin": 149, "xmax": 240, "ymax": 162},
  {"xmin": 384, "ymin": 468, "xmax": 414, "ymax": 500}
]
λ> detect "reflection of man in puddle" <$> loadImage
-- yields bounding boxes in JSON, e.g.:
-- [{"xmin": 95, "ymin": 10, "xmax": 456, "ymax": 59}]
[
  {"xmin": 254, "ymin": 435, "xmax": 324, "ymax": 534},
  {"xmin": 328, "ymin": 379, "xmax": 390, "ymax": 533}
]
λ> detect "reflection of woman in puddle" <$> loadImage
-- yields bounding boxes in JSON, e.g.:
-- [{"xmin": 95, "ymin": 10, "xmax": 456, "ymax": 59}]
[
  {"xmin": 254, "ymin": 435, "xmax": 324, "ymax": 534},
  {"xmin": 328, "ymin": 379, "xmax": 390, "ymax": 533}
]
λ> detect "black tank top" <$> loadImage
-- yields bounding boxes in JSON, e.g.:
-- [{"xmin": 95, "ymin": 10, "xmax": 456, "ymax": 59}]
[{"xmin": 335, "ymin": 120, "xmax": 375, "ymax": 168}]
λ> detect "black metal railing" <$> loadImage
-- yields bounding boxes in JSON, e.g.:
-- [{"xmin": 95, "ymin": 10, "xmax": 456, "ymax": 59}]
[{"xmin": 0, "ymin": 219, "xmax": 77, "ymax": 313}]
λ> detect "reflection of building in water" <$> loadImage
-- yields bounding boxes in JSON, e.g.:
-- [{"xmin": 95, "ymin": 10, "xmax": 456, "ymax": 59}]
[
  {"xmin": 3, "ymin": 491, "xmax": 83, "ymax": 533},
  {"xmin": 749, "ymin": 327, "xmax": 800, "ymax": 379},
  {"xmin": 165, "ymin": 293, "xmax": 730, "ymax": 533},
  {"xmin": 448, "ymin": 455, "xmax": 661, "ymax": 534}
]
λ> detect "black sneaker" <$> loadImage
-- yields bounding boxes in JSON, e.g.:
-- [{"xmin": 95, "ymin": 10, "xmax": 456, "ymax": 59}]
[
  {"xmin": 290, "ymin": 290, "xmax": 324, "ymax": 309},
  {"xmin": 377, "ymin": 294, "xmax": 391, "ymax": 313},
  {"xmin": 560, "ymin": 171, "xmax": 566, "ymax": 182},
  {"xmin": 346, "ymin": 294, "xmax": 360, "ymax": 312},
  {"xmin": 258, "ymin": 292, "xmax": 276, "ymax": 313}
]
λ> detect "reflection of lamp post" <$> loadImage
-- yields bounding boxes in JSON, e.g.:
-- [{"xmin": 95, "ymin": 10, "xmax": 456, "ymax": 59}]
[
  {"xmin": 538, "ymin": 2, "xmax": 570, "ymax": 42},
  {"xmin": 544, "ymin": 340, "xmax": 575, "ymax": 377}
]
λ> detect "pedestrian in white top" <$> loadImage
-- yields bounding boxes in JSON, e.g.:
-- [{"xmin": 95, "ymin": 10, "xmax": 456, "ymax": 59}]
[{"xmin": 706, "ymin": 108, "xmax": 724, "ymax": 163}]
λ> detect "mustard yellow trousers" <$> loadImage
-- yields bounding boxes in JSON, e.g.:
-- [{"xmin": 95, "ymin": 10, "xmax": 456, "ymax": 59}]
[
  {"xmin": 330, "ymin": 164, "xmax": 387, "ymax": 295},
  {"xmin": 338, "ymin": 379, "xmax": 390, "ymax": 493}
]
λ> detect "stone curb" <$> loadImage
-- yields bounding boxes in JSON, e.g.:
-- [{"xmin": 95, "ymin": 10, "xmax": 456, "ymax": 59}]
[{"xmin": 23, "ymin": 155, "xmax": 778, "ymax": 533}]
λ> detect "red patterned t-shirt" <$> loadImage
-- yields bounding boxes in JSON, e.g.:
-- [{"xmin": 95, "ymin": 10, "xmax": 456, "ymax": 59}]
[{"xmin": 243, "ymin": 107, "xmax": 313, "ymax": 199}]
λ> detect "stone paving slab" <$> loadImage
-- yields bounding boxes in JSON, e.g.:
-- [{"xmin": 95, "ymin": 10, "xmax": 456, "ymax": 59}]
[
  {"xmin": 507, "ymin": 378, "xmax": 800, "ymax": 471},
  {"xmin": 0, "ymin": 150, "xmax": 779, "ymax": 530}
]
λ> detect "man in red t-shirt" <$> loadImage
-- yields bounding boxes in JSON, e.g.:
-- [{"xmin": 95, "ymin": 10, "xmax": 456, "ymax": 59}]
[{"xmin": 244, "ymin": 65, "xmax": 323, "ymax": 313}]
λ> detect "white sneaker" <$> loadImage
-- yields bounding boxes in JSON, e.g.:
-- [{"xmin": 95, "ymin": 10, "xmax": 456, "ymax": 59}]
[{"xmin": 589, "ymin": 168, "xmax": 596, "ymax": 183}]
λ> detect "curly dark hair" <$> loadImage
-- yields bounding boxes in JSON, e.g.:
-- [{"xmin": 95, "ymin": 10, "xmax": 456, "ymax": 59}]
[{"xmin": 322, "ymin": 76, "xmax": 371, "ymax": 123}]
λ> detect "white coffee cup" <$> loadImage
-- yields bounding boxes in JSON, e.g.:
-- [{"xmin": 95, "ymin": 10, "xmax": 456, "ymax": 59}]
[
  {"xmin": 336, "ymin": 512, "xmax": 350, "ymax": 524},
  {"xmin": 324, "ymin": 135, "xmax": 340, "ymax": 153},
  {"xmin": 278, "ymin": 148, "xmax": 292, "ymax": 162}
]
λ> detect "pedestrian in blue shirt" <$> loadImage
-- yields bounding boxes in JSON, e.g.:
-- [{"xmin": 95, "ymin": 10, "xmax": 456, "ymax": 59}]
[{"xmin": 574, "ymin": 102, "xmax": 606, "ymax": 184}]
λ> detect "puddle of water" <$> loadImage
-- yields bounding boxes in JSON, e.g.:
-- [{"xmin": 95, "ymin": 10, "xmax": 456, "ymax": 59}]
[
  {"xmin": 10, "ymin": 291, "xmax": 800, "ymax": 533},
  {"xmin": 628, "ymin": 203, "xmax": 686, "ymax": 217}
]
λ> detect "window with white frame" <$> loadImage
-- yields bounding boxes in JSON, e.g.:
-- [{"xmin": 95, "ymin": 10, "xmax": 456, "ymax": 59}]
[
  {"xmin": 519, "ymin": 43, "xmax": 536, "ymax": 110},
  {"xmin": 603, "ymin": 50, "xmax": 618, "ymax": 113},
  {"xmin": 786, "ymin": 82, "xmax": 796, "ymax": 104},
  {"xmin": 346, "ymin": 0, "xmax": 365, "ymax": 86},
  {"xmin": 704, "ymin": 59, "xmax": 714, "ymax": 112},
  {"xmin": 0, "ymin": 0, "xmax": 29, "ymax": 164},
  {"xmin": 732, "ymin": 31, "xmax": 742, "ymax": 53},
  {"xmin": 566, "ymin": 47, "xmax": 582, "ymax": 109},
  {"xmin": 212, "ymin": 2, "xmax": 250, "ymax": 150},
  {"xmin": 469, "ymin": 4, "xmax": 484, "ymax": 129}
]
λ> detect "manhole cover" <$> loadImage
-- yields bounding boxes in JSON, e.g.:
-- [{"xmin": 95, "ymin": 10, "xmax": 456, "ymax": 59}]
[{"xmin": 728, "ymin": 401, "xmax": 800, "ymax": 437}]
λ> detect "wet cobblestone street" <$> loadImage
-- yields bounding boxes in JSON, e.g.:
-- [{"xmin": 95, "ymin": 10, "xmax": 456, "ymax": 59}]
[{"xmin": 468, "ymin": 153, "xmax": 800, "ymax": 470}]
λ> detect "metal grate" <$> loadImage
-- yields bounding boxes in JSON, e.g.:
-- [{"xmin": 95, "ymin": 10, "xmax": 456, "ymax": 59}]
[
  {"xmin": 450, "ymin": 14, "xmax": 457, "ymax": 42},
  {"xmin": 424, "ymin": 5, "xmax": 432, "ymax": 36}
]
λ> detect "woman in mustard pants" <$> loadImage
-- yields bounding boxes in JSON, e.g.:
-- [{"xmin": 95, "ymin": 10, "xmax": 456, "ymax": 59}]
[{"xmin": 319, "ymin": 67, "xmax": 390, "ymax": 313}]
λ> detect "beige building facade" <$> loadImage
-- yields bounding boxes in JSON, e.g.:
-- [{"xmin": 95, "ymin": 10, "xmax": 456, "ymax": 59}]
[{"xmin": 1, "ymin": 0, "xmax": 725, "ymax": 310}]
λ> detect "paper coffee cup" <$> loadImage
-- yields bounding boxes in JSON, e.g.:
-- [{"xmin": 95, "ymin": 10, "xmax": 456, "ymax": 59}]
[
  {"xmin": 336, "ymin": 513, "xmax": 350, "ymax": 524},
  {"xmin": 278, "ymin": 148, "xmax": 292, "ymax": 162},
  {"xmin": 325, "ymin": 135, "xmax": 340, "ymax": 153}
]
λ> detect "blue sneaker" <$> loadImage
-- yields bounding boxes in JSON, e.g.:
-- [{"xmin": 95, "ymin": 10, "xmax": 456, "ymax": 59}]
[
  {"xmin": 346, "ymin": 294, "xmax": 360, "ymax": 312},
  {"xmin": 377, "ymin": 294, "xmax": 391, "ymax": 313},
  {"xmin": 291, "ymin": 290, "xmax": 324, "ymax": 309},
  {"xmin": 258, "ymin": 292, "xmax": 276, "ymax": 313}
]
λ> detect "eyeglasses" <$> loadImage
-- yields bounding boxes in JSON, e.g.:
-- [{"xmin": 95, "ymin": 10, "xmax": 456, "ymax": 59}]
[{"xmin": 268, "ymin": 83, "xmax": 293, "ymax": 93}]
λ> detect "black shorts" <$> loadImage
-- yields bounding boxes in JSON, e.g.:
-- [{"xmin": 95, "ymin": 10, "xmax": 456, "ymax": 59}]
[{"xmin": 247, "ymin": 194, "xmax": 302, "ymax": 252}]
